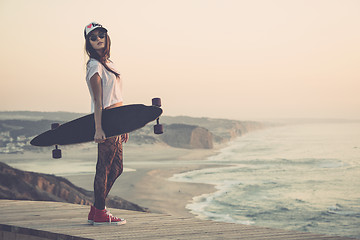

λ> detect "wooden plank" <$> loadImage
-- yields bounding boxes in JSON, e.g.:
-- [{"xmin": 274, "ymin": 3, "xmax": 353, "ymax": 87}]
[{"xmin": 0, "ymin": 200, "xmax": 356, "ymax": 240}]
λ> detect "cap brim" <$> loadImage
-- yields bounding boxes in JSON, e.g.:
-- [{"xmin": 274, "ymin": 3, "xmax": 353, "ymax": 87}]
[{"xmin": 86, "ymin": 26, "xmax": 108, "ymax": 38}]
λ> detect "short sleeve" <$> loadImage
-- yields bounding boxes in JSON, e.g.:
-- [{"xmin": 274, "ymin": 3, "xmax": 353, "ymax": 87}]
[{"xmin": 86, "ymin": 59, "xmax": 103, "ymax": 83}]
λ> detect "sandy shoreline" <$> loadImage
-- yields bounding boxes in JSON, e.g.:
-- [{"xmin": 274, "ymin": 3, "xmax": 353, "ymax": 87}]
[{"xmin": 65, "ymin": 143, "xmax": 227, "ymax": 218}]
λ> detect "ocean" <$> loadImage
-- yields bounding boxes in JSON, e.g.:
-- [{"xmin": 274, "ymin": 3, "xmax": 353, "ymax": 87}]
[{"xmin": 170, "ymin": 122, "xmax": 360, "ymax": 239}]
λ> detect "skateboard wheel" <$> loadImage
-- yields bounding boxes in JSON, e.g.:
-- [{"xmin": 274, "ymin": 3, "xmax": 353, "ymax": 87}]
[
  {"xmin": 154, "ymin": 124, "xmax": 163, "ymax": 134},
  {"xmin": 152, "ymin": 98, "xmax": 161, "ymax": 107},
  {"xmin": 51, "ymin": 123, "xmax": 60, "ymax": 130},
  {"xmin": 52, "ymin": 148, "xmax": 62, "ymax": 159}
]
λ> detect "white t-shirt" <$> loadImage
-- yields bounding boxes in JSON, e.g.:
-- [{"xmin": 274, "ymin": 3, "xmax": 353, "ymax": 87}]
[{"xmin": 86, "ymin": 58, "xmax": 123, "ymax": 112}]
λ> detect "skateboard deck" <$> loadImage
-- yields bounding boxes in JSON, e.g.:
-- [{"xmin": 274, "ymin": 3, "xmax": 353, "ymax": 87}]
[{"xmin": 30, "ymin": 103, "xmax": 163, "ymax": 147}]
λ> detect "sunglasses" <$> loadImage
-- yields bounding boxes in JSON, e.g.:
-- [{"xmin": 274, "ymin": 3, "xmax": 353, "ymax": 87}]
[{"xmin": 89, "ymin": 32, "xmax": 106, "ymax": 42}]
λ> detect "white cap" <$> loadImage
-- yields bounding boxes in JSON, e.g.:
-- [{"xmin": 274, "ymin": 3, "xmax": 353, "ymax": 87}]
[{"xmin": 84, "ymin": 22, "xmax": 107, "ymax": 38}]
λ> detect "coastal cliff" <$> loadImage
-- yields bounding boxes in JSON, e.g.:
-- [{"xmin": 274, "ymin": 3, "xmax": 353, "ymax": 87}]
[
  {"xmin": 158, "ymin": 116, "xmax": 264, "ymax": 148},
  {"xmin": 0, "ymin": 112, "xmax": 264, "ymax": 152},
  {"xmin": 160, "ymin": 124, "xmax": 213, "ymax": 149},
  {"xmin": 0, "ymin": 162, "xmax": 148, "ymax": 212}
]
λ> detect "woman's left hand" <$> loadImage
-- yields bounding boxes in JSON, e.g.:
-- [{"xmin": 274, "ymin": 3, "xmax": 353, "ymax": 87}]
[{"xmin": 121, "ymin": 133, "xmax": 129, "ymax": 143}]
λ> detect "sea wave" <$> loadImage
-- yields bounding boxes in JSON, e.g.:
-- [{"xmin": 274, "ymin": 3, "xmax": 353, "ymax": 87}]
[{"xmin": 170, "ymin": 123, "xmax": 360, "ymax": 239}]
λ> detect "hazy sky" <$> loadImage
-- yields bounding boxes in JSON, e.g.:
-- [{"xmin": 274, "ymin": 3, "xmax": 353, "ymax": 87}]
[{"xmin": 1, "ymin": 0, "xmax": 359, "ymax": 120}]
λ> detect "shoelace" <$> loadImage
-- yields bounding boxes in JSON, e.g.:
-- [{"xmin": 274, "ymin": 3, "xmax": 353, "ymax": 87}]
[{"xmin": 105, "ymin": 209, "xmax": 120, "ymax": 223}]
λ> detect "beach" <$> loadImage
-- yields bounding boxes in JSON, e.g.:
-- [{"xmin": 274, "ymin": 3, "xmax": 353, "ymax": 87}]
[
  {"xmin": 1, "ymin": 142, "xmax": 222, "ymax": 217},
  {"xmin": 62, "ymin": 143, "xmax": 226, "ymax": 217}
]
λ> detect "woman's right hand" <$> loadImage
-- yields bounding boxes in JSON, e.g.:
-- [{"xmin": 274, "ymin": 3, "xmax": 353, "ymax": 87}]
[
  {"xmin": 94, "ymin": 128, "xmax": 106, "ymax": 143},
  {"xmin": 90, "ymin": 73, "xmax": 106, "ymax": 144}
]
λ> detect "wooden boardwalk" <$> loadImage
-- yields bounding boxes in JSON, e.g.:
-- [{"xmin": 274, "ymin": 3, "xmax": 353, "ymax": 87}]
[{"xmin": 0, "ymin": 200, "xmax": 356, "ymax": 240}]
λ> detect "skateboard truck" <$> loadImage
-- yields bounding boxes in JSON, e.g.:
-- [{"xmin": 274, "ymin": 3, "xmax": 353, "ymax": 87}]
[
  {"xmin": 51, "ymin": 123, "xmax": 62, "ymax": 159},
  {"xmin": 152, "ymin": 98, "xmax": 163, "ymax": 134}
]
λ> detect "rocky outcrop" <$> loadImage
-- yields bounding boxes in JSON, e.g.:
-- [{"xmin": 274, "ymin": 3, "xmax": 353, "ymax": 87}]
[
  {"xmin": 211, "ymin": 121, "xmax": 264, "ymax": 142},
  {"xmin": 161, "ymin": 116, "xmax": 264, "ymax": 144},
  {"xmin": 160, "ymin": 124, "xmax": 213, "ymax": 149},
  {"xmin": 0, "ymin": 162, "xmax": 148, "ymax": 212}
]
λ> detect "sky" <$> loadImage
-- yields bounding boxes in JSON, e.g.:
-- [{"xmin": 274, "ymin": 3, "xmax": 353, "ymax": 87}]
[{"xmin": 0, "ymin": 0, "xmax": 359, "ymax": 120}]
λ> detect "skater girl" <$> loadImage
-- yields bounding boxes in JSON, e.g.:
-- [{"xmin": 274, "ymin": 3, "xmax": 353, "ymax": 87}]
[{"xmin": 84, "ymin": 22, "xmax": 128, "ymax": 225}]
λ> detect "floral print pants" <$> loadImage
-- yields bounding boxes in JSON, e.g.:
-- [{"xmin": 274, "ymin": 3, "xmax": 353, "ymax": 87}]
[{"xmin": 93, "ymin": 136, "xmax": 123, "ymax": 210}]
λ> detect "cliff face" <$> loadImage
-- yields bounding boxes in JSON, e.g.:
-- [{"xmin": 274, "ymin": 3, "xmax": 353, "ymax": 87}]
[
  {"xmin": 213, "ymin": 121, "xmax": 264, "ymax": 142},
  {"xmin": 160, "ymin": 124, "xmax": 213, "ymax": 149},
  {"xmin": 158, "ymin": 118, "xmax": 264, "ymax": 149},
  {"xmin": 0, "ymin": 162, "xmax": 147, "ymax": 212},
  {"xmin": 190, "ymin": 126, "xmax": 213, "ymax": 149}
]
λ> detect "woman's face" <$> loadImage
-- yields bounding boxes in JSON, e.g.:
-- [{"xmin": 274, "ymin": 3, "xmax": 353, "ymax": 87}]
[{"xmin": 89, "ymin": 29, "xmax": 106, "ymax": 51}]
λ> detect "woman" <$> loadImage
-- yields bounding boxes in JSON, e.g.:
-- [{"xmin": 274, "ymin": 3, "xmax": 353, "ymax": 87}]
[{"xmin": 84, "ymin": 22, "xmax": 128, "ymax": 225}]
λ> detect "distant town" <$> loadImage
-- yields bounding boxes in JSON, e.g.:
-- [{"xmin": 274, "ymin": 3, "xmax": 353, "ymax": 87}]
[{"xmin": 0, "ymin": 131, "xmax": 31, "ymax": 154}]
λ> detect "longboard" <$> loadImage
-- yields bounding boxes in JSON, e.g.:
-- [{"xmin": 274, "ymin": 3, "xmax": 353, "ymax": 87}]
[{"xmin": 30, "ymin": 98, "xmax": 163, "ymax": 158}]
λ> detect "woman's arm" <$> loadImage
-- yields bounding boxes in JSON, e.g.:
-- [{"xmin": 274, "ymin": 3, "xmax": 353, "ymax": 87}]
[{"xmin": 90, "ymin": 73, "xmax": 106, "ymax": 143}]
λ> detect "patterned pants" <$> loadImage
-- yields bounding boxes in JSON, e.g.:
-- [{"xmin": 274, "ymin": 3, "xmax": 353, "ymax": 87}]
[{"xmin": 93, "ymin": 136, "xmax": 123, "ymax": 210}]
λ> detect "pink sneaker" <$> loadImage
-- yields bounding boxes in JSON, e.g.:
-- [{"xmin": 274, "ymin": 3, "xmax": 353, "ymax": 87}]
[
  {"xmin": 88, "ymin": 205, "xmax": 96, "ymax": 224},
  {"xmin": 93, "ymin": 208, "xmax": 126, "ymax": 225}
]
